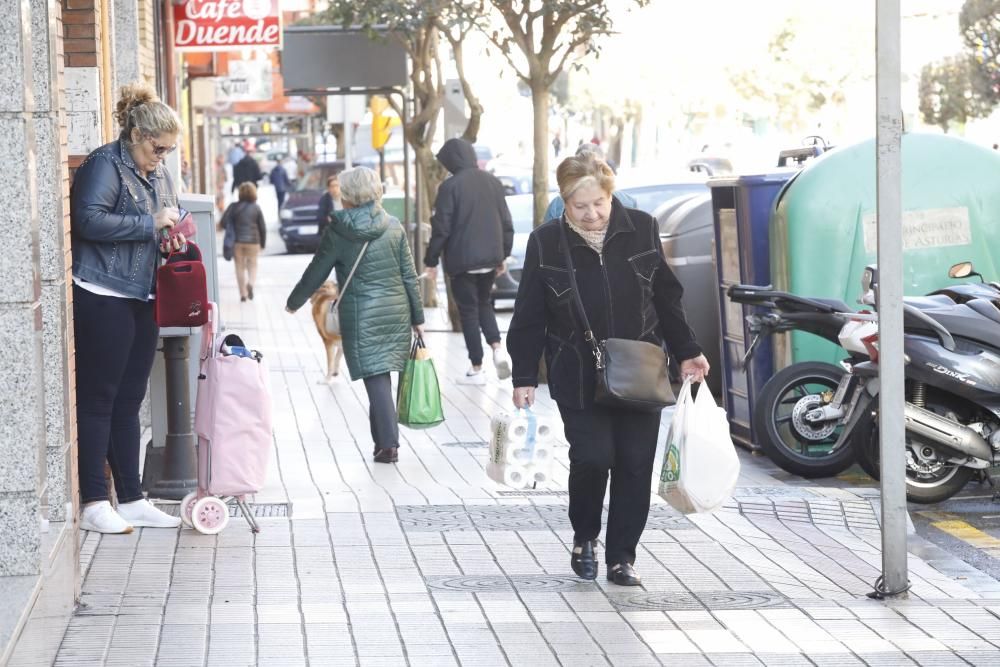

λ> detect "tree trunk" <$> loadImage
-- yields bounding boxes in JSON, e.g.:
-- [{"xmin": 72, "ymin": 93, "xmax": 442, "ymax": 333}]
[{"xmin": 530, "ymin": 83, "xmax": 551, "ymax": 228}]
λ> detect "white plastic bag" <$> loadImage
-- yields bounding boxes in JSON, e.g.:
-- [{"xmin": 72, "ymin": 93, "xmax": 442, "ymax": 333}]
[{"xmin": 658, "ymin": 380, "xmax": 740, "ymax": 514}]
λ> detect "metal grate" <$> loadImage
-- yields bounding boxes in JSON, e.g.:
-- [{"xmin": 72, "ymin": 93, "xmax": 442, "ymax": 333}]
[
  {"xmin": 154, "ymin": 501, "xmax": 290, "ymax": 518},
  {"xmin": 496, "ymin": 489, "xmax": 568, "ymax": 497},
  {"xmin": 609, "ymin": 590, "xmax": 789, "ymax": 611},
  {"xmin": 440, "ymin": 440, "xmax": 489, "ymax": 449}
]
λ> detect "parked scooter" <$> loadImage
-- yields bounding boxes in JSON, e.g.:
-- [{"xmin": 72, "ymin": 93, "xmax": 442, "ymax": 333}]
[
  {"xmin": 729, "ymin": 263, "xmax": 1000, "ymax": 480},
  {"xmin": 845, "ymin": 264, "xmax": 1000, "ymax": 503},
  {"xmin": 728, "ymin": 286, "xmax": 874, "ymax": 477}
]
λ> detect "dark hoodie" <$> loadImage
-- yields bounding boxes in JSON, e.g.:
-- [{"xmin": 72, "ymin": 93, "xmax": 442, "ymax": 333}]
[{"xmin": 425, "ymin": 138, "xmax": 513, "ymax": 275}]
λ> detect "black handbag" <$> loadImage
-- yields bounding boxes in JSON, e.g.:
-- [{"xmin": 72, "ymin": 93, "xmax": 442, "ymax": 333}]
[{"xmin": 559, "ymin": 221, "xmax": 674, "ymax": 412}]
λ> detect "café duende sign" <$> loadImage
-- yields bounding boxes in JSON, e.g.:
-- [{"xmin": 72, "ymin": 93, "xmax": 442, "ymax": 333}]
[{"xmin": 173, "ymin": 0, "xmax": 282, "ymax": 52}]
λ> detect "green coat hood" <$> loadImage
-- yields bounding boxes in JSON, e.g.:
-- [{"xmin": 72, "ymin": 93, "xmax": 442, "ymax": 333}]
[{"xmin": 333, "ymin": 202, "xmax": 389, "ymax": 242}]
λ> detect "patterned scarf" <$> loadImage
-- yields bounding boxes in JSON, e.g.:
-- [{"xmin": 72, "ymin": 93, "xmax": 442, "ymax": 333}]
[{"xmin": 564, "ymin": 217, "xmax": 608, "ymax": 254}]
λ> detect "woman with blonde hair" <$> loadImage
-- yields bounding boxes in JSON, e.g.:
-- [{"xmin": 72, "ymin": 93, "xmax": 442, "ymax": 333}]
[
  {"xmin": 70, "ymin": 82, "xmax": 187, "ymax": 533},
  {"xmin": 286, "ymin": 167, "xmax": 425, "ymax": 463},
  {"xmin": 220, "ymin": 181, "xmax": 267, "ymax": 301},
  {"xmin": 507, "ymin": 154, "xmax": 710, "ymax": 585}
]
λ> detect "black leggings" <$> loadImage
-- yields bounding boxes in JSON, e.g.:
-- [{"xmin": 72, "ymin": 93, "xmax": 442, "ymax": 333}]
[
  {"xmin": 450, "ymin": 271, "xmax": 500, "ymax": 366},
  {"xmin": 73, "ymin": 285, "xmax": 159, "ymax": 503},
  {"xmin": 557, "ymin": 402, "xmax": 662, "ymax": 565}
]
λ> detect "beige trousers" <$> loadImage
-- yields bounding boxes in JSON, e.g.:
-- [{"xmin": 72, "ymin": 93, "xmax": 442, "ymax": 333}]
[{"xmin": 233, "ymin": 243, "xmax": 260, "ymax": 299}]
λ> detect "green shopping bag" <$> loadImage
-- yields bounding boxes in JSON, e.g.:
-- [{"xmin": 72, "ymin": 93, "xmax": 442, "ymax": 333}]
[{"xmin": 397, "ymin": 337, "xmax": 445, "ymax": 429}]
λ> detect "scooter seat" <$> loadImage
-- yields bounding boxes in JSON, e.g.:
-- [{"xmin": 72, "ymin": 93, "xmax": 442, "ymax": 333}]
[
  {"xmin": 904, "ymin": 295, "xmax": 955, "ymax": 309},
  {"xmin": 965, "ymin": 298, "xmax": 1000, "ymax": 325},
  {"xmin": 924, "ymin": 302, "xmax": 1000, "ymax": 350}
]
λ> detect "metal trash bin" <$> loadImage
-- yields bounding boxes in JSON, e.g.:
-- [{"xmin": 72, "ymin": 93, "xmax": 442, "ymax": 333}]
[
  {"xmin": 710, "ymin": 173, "xmax": 795, "ymax": 449},
  {"xmin": 143, "ymin": 193, "xmax": 220, "ymax": 497},
  {"xmin": 658, "ymin": 193, "xmax": 721, "ymax": 397}
]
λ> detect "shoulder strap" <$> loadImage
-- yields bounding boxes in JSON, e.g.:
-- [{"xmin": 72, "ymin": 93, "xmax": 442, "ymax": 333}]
[
  {"xmin": 558, "ymin": 220, "xmax": 600, "ymax": 355},
  {"xmin": 334, "ymin": 241, "xmax": 370, "ymax": 305}
]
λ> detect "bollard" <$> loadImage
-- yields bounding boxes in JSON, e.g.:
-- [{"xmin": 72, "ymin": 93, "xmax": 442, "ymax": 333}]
[{"xmin": 146, "ymin": 336, "xmax": 198, "ymax": 500}]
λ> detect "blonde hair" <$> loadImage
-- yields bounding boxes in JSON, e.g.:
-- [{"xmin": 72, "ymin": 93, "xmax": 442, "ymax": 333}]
[
  {"xmin": 338, "ymin": 166, "xmax": 383, "ymax": 207},
  {"xmin": 237, "ymin": 181, "xmax": 258, "ymax": 203},
  {"xmin": 115, "ymin": 81, "xmax": 182, "ymax": 143},
  {"xmin": 556, "ymin": 154, "xmax": 615, "ymax": 202}
]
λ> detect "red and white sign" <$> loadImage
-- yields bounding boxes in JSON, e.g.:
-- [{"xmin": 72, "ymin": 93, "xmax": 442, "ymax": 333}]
[{"xmin": 173, "ymin": 0, "xmax": 282, "ymax": 52}]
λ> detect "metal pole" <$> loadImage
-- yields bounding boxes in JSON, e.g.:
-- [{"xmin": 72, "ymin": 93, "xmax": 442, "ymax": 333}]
[
  {"xmin": 875, "ymin": 0, "xmax": 909, "ymax": 598},
  {"xmin": 149, "ymin": 337, "xmax": 198, "ymax": 499},
  {"xmin": 343, "ymin": 96, "xmax": 353, "ymax": 169}
]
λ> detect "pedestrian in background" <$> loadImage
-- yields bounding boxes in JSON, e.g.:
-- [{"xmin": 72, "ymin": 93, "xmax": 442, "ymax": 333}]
[
  {"xmin": 317, "ymin": 173, "xmax": 343, "ymax": 237},
  {"xmin": 424, "ymin": 138, "xmax": 514, "ymax": 385},
  {"xmin": 507, "ymin": 153, "xmax": 710, "ymax": 586},
  {"xmin": 286, "ymin": 167, "xmax": 424, "ymax": 464},
  {"xmin": 270, "ymin": 160, "xmax": 291, "ymax": 210},
  {"xmin": 232, "ymin": 146, "xmax": 262, "ymax": 193},
  {"xmin": 70, "ymin": 81, "xmax": 188, "ymax": 534},
  {"xmin": 220, "ymin": 181, "xmax": 267, "ymax": 302},
  {"xmin": 544, "ymin": 143, "xmax": 636, "ymax": 221}
]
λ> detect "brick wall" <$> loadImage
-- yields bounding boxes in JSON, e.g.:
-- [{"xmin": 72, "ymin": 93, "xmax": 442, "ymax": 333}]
[
  {"xmin": 62, "ymin": 0, "xmax": 100, "ymax": 68},
  {"xmin": 138, "ymin": 0, "xmax": 156, "ymax": 82}
]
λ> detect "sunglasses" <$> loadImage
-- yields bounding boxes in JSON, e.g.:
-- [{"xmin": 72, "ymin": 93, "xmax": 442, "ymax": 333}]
[{"xmin": 147, "ymin": 138, "xmax": 177, "ymax": 157}]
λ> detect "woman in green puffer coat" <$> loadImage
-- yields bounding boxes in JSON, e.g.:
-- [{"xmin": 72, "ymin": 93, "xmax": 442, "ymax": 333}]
[{"xmin": 286, "ymin": 167, "xmax": 425, "ymax": 463}]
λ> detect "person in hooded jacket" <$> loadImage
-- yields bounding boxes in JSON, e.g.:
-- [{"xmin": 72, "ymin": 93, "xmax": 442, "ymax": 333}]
[
  {"xmin": 286, "ymin": 167, "xmax": 425, "ymax": 464},
  {"xmin": 424, "ymin": 138, "xmax": 514, "ymax": 385}
]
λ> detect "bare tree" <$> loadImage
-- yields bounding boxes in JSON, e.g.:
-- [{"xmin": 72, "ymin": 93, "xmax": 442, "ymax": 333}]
[
  {"xmin": 321, "ymin": 1, "xmax": 483, "ymax": 325},
  {"xmin": 480, "ymin": 0, "xmax": 646, "ymax": 226}
]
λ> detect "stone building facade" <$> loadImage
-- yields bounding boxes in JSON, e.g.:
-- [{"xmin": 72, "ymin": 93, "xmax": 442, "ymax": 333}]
[{"xmin": 1, "ymin": 1, "xmax": 168, "ymax": 663}]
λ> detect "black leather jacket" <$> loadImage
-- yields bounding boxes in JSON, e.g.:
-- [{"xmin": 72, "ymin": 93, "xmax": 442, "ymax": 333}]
[
  {"xmin": 507, "ymin": 200, "xmax": 702, "ymax": 409},
  {"xmin": 70, "ymin": 139, "xmax": 176, "ymax": 300}
]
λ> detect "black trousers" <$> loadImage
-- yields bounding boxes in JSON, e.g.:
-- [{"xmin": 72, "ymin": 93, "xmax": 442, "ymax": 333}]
[
  {"xmin": 558, "ymin": 402, "xmax": 662, "ymax": 565},
  {"xmin": 450, "ymin": 270, "xmax": 500, "ymax": 366},
  {"xmin": 363, "ymin": 373, "xmax": 399, "ymax": 450},
  {"xmin": 73, "ymin": 285, "xmax": 159, "ymax": 503}
]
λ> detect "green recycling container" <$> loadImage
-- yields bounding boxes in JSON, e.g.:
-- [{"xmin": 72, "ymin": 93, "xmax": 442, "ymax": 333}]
[{"xmin": 770, "ymin": 133, "xmax": 1000, "ymax": 368}]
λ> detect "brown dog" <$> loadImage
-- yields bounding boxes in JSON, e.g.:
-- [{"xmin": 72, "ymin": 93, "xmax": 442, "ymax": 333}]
[{"xmin": 309, "ymin": 281, "xmax": 343, "ymax": 383}]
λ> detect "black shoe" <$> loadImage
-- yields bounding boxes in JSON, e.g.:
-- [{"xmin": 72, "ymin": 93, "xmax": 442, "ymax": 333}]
[
  {"xmin": 607, "ymin": 562, "xmax": 641, "ymax": 586},
  {"xmin": 241, "ymin": 296, "xmax": 247, "ymax": 302},
  {"xmin": 374, "ymin": 447, "xmax": 398, "ymax": 463},
  {"xmin": 248, "ymin": 285, "xmax": 254, "ymax": 300},
  {"xmin": 571, "ymin": 541, "xmax": 598, "ymax": 580}
]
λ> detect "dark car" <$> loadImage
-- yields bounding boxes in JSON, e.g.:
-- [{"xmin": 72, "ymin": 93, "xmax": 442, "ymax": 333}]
[
  {"xmin": 278, "ymin": 161, "xmax": 346, "ymax": 253},
  {"xmin": 491, "ymin": 193, "xmax": 534, "ymax": 303}
]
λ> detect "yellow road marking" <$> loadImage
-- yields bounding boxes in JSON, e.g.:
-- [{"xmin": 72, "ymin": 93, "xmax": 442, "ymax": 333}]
[{"xmin": 930, "ymin": 518, "xmax": 1000, "ymax": 558}]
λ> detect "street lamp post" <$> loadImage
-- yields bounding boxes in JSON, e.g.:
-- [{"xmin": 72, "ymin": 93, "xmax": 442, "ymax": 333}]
[{"xmin": 874, "ymin": 0, "xmax": 909, "ymax": 598}]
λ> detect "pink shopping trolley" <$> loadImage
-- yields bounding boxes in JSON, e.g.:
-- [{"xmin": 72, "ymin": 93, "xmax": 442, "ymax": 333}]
[{"xmin": 180, "ymin": 302, "xmax": 273, "ymax": 534}]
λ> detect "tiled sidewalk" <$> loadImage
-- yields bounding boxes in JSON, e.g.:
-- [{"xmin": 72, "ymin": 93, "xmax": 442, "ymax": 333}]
[{"xmin": 31, "ymin": 253, "xmax": 1000, "ymax": 666}]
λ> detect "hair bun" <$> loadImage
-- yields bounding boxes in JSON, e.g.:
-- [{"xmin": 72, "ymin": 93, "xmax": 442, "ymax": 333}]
[{"xmin": 114, "ymin": 81, "xmax": 159, "ymax": 131}]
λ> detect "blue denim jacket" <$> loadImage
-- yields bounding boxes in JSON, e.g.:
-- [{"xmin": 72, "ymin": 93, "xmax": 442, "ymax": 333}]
[{"xmin": 70, "ymin": 139, "xmax": 177, "ymax": 300}]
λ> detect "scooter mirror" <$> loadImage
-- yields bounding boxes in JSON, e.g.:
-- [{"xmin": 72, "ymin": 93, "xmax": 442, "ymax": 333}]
[{"xmin": 949, "ymin": 261, "xmax": 974, "ymax": 279}]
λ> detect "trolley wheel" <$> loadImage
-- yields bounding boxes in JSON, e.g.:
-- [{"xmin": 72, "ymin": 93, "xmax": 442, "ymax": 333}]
[
  {"xmin": 191, "ymin": 496, "xmax": 230, "ymax": 535},
  {"xmin": 180, "ymin": 492, "xmax": 198, "ymax": 528}
]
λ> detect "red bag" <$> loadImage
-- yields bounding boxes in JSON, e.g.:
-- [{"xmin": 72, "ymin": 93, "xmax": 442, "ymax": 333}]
[{"xmin": 155, "ymin": 241, "xmax": 209, "ymax": 327}]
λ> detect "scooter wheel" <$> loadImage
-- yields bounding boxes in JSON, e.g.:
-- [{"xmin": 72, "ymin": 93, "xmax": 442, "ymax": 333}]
[{"xmin": 753, "ymin": 361, "xmax": 857, "ymax": 478}]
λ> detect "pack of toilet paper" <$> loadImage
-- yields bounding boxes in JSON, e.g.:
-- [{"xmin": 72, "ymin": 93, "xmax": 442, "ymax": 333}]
[{"xmin": 487, "ymin": 409, "xmax": 553, "ymax": 489}]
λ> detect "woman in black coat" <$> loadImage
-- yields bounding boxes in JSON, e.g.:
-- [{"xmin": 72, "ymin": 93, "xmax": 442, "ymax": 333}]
[{"xmin": 506, "ymin": 154, "xmax": 710, "ymax": 586}]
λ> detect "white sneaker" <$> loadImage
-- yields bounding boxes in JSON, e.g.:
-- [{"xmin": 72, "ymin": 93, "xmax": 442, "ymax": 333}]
[
  {"xmin": 117, "ymin": 498, "xmax": 182, "ymax": 528},
  {"xmin": 80, "ymin": 501, "xmax": 133, "ymax": 534},
  {"xmin": 493, "ymin": 348, "xmax": 512, "ymax": 380},
  {"xmin": 456, "ymin": 368, "xmax": 487, "ymax": 385}
]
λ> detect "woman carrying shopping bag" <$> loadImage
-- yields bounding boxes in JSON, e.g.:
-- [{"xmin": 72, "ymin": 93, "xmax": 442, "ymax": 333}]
[
  {"xmin": 507, "ymin": 153, "xmax": 710, "ymax": 586},
  {"xmin": 286, "ymin": 167, "xmax": 425, "ymax": 463}
]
